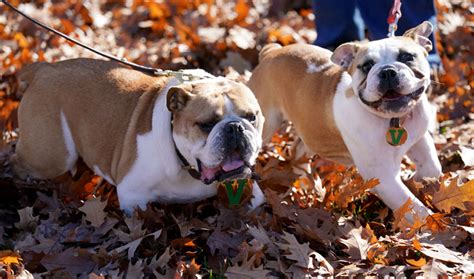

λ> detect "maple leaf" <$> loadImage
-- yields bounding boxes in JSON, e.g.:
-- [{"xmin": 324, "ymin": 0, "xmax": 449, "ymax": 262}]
[
  {"xmin": 78, "ymin": 197, "xmax": 107, "ymax": 227},
  {"xmin": 432, "ymin": 178, "xmax": 474, "ymax": 213}
]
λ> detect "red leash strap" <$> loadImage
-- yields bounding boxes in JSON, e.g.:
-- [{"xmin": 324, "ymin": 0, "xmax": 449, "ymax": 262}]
[
  {"xmin": 387, "ymin": 0, "xmax": 402, "ymax": 24},
  {"xmin": 387, "ymin": 0, "xmax": 402, "ymax": 37}
]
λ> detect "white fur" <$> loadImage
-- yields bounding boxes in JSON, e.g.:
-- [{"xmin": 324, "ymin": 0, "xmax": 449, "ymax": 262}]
[
  {"xmin": 306, "ymin": 62, "xmax": 332, "ymax": 74},
  {"xmin": 333, "ymin": 72, "xmax": 441, "ymax": 221},
  {"xmin": 348, "ymin": 38, "xmax": 432, "ymax": 119},
  {"xmin": 60, "ymin": 112, "xmax": 78, "ymax": 172},
  {"xmin": 173, "ymin": 86, "xmax": 262, "ymax": 170},
  {"xmin": 117, "ymin": 77, "xmax": 264, "ymax": 213}
]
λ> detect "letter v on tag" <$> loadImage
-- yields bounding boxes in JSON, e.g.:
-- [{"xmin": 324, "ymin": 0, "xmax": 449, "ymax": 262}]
[
  {"xmin": 222, "ymin": 179, "xmax": 248, "ymax": 206},
  {"xmin": 386, "ymin": 118, "xmax": 408, "ymax": 146}
]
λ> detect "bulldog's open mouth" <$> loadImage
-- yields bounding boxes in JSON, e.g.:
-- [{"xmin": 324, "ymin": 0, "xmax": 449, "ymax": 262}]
[
  {"xmin": 383, "ymin": 86, "xmax": 425, "ymax": 101},
  {"xmin": 198, "ymin": 153, "xmax": 253, "ymax": 185},
  {"xmin": 361, "ymin": 86, "xmax": 425, "ymax": 109}
]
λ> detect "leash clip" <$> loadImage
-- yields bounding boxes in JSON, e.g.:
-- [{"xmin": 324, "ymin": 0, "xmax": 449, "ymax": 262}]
[{"xmin": 387, "ymin": 12, "xmax": 401, "ymax": 37}]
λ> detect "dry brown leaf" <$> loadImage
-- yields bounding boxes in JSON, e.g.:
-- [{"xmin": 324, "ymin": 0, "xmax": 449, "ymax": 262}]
[
  {"xmin": 339, "ymin": 226, "xmax": 370, "ymax": 260},
  {"xmin": 114, "ymin": 229, "xmax": 162, "ymax": 260},
  {"xmin": 14, "ymin": 207, "xmax": 38, "ymax": 231},
  {"xmin": 225, "ymin": 254, "xmax": 270, "ymax": 279},
  {"xmin": 432, "ymin": 178, "xmax": 474, "ymax": 213},
  {"xmin": 40, "ymin": 248, "xmax": 95, "ymax": 275},
  {"xmin": 78, "ymin": 197, "xmax": 107, "ymax": 228}
]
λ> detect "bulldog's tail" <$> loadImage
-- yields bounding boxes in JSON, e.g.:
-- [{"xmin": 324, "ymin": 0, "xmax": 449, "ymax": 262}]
[
  {"xmin": 16, "ymin": 62, "xmax": 48, "ymax": 98},
  {"xmin": 258, "ymin": 43, "xmax": 282, "ymax": 62}
]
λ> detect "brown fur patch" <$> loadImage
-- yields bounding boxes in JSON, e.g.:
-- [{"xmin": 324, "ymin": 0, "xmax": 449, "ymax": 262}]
[
  {"xmin": 14, "ymin": 58, "xmax": 170, "ymax": 184},
  {"xmin": 172, "ymin": 79, "xmax": 263, "ymax": 143},
  {"xmin": 248, "ymin": 44, "xmax": 352, "ymax": 164}
]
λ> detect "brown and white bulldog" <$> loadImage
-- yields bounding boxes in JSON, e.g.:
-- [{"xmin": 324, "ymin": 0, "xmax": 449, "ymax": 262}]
[
  {"xmin": 248, "ymin": 21, "xmax": 442, "ymax": 221},
  {"xmin": 11, "ymin": 58, "xmax": 265, "ymax": 213}
]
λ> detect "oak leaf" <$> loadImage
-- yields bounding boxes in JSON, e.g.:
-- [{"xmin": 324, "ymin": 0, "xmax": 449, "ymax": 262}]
[
  {"xmin": 276, "ymin": 232, "xmax": 332, "ymax": 274},
  {"xmin": 339, "ymin": 226, "xmax": 370, "ymax": 260},
  {"xmin": 14, "ymin": 207, "xmax": 39, "ymax": 231},
  {"xmin": 78, "ymin": 197, "xmax": 107, "ymax": 227},
  {"xmin": 114, "ymin": 229, "xmax": 162, "ymax": 260},
  {"xmin": 225, "ymin": 254, "xmax": 270, "ymax": 279},
  {"xmin": 40, "ymin": 248, "xmax": 95, "ymax": 275},
  {"xmin": 432, "ymin": 178, "xmax": 474, "ymax": 213}
]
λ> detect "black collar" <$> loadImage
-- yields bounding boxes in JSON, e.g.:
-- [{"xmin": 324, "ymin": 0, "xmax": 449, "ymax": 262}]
[{"xmin": 170, "ymin": 113, "xmax": 201, "ymax": 180}]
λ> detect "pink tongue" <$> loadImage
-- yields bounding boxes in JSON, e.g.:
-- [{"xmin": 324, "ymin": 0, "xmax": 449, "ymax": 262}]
[
  {"xmin": 201, "ymin": 165, "xmax": 220, "ymax": 181},
  {"xmin": 222, "ymin": 159, "xmax": 245, "ymax": 172}
]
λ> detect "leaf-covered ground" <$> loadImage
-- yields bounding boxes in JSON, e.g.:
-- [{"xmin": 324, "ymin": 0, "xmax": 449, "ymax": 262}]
[{"xmin": 0, "ymin": 0, "xmax": 472, "ymax": 278}]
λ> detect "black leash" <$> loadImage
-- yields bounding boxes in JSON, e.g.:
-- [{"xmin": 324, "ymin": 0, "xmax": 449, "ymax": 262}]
[
  {"xmin": 1, "ymin": 0, "xmax": 158, "ymax": 75},
  {"xmin": 0, "ymin": 0, "xmax": 207, "ymax": 82},
  {"xmin": 1, "ymin": 0, "xmax": 208, "ymax": 178}
]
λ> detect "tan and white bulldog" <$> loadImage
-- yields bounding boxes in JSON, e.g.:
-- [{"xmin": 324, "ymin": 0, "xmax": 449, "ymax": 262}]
[
  {"xmin": 248, "ymin": 21, "xmax": 442, "ymax": 220},
  {"xmin": 12, "ymin": 58, "xmax": 265, "ymax": 213}
]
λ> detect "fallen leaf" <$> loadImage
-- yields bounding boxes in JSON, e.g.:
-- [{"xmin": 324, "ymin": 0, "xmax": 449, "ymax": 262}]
[
  {"xmin": 14, "ymin": 207, "xmax": 39, "ymax": 231},
  {"xmin": 0, "ymin": 250, "xmax": 22, "ymax": 265},
  {"xmin": 78, "ymin": 197, "xmax": 107, "ymax": 227},
  {"xmin": 432, "ymin": 178, "xmax": 474, "ymax": 213},
  {"xmin": 225, "ymin": 254, "xmax": 270, "ymax": 279},
  {"xmin": 41, "ymin": 248, "xmax": 95, "ymax": 275},
  {"xmin": 339, "ymin": 226, "xmax": 370, "ymax": 260}
]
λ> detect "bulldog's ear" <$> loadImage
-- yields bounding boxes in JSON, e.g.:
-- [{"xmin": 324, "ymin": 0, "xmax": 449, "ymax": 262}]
[
  {"xmin": 403, "ymin": 21, "xmax": 433, "ymax": 52},
  {"xmin": 166, "ymin": 84, "xmax": 193, "ymax": 112},
  {"xmin": 331, "ymin": 42, "xmax": 360, "ymax": 70}
]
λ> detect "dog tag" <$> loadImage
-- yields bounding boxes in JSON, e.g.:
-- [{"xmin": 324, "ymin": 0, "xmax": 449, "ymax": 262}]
[
  {"xmin": 386, "ymin": 118, "xmax": 408, "ymax": 146},
  {"xmin": 222, "ymin": 179, "xmax": 248, "ymax": 207}
]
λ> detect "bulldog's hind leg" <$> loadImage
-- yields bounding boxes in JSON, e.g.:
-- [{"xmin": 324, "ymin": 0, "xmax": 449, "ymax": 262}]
[{"xmin": 12, "ymin": 109, "xmax": 78, "ymax": 180}]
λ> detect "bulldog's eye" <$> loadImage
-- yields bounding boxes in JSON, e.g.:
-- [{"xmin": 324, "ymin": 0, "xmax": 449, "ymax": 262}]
[
  {"xmin": 197, "ymin": 120, "xmax": 217, "ymax": 133},
  {"xmin": 359, "ymin": 60, "xmax": 374, "ymax": 74},
  {"xmin": 245, "ymin": 113, "xmax": 257, "ymax": 125},
  {"xmin": 398, "ymin": 52, "xmax": 416, "ymax": 63}
]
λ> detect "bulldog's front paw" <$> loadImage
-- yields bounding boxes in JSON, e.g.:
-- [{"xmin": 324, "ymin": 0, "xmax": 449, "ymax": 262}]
[
  {"xmin": 403, "ymin": 200, "xmax": 434, "ymax": 224},
  {"xmin": 249, "ymin": 181, "xmax": 265, "ymax": 210}
]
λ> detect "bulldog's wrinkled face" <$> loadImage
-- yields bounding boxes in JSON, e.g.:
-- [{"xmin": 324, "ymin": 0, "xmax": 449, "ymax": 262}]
[
  {"xmin": 167, "ymin": 77, "xmax": 264, "ymax": 184},
  {"xmin": 331, "ymin": 21, "xmax": 433, "ymax": 118}
]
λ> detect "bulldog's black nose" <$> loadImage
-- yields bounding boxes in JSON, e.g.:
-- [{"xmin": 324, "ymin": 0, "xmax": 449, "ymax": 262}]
[
  {"xmin": 378, "ymin": 65, "xmax": 399, "ymax": 92},
  {"xmin": 224, "ymin": 121, "xmax": 246, "ymax": 153},
  {"xmin": 224, "ymin": 121, "xmax": 244, "ymax": 135}
]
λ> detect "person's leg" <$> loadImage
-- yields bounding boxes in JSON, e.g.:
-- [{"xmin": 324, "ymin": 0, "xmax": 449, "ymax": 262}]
[
  {"xmin": 312, "ymin": 0, "xmax": 364, "ymax": 49},
  {"xmin": 357, "ymin": 0, "xmax": 439, "ymax": 64}
]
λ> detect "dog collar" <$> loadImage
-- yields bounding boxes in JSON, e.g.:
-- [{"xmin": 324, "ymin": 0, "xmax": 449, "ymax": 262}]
[
  {"xmin": 386, "ymin": 117, "xmax": 408, "ymax": 146},
  {"xmin": 170, "ymin": 113, "xmax": 202, "ymax": 180}
]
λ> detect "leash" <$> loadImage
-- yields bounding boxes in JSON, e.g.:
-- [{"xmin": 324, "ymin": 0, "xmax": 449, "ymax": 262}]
[
  {"xmin": 387, "ymin": 0, "xmax": 402, "ymax": 37},
  {"xmin": 1, "ymin": 0, "xmax": 211, "ymax": 178},
  {"xmin": 386, "ymin": 0, "xmax": 408, "ymax": 146},
  {"xmin": 0, "ymin": 0, "xmax": 205, "ymax": 83}
]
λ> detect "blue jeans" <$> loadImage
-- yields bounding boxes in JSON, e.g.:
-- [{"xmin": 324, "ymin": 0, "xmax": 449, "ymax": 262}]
[{"xmin": 312, "ymin": 0, "xmax": 439, "ymax": 62}]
